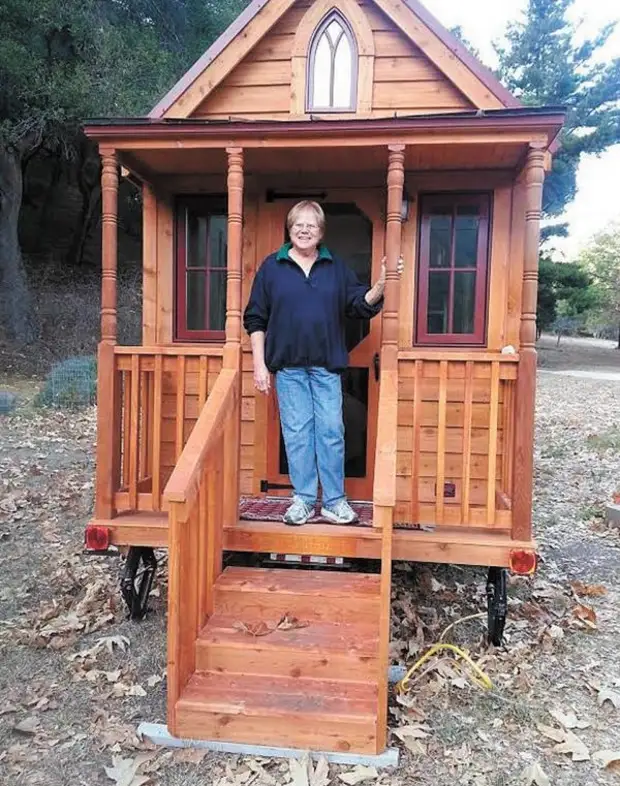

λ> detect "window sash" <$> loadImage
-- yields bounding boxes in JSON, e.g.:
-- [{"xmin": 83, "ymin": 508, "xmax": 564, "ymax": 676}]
[
  {"xmin": 415, "ymin": 194, "xmax": 490, "ymax": 346},
  {"xmin": 175, "ymin": 198, "xmax": 227, "ymax": 342},
  {"xmin": 307, "ymin": 12, "xmax": 357, "ymax": 112}
]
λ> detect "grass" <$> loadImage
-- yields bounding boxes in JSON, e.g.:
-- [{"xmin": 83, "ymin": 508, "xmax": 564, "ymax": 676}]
[{"xmin": 586, "ymin": 426, "xmax": 620, "ymax": 454}]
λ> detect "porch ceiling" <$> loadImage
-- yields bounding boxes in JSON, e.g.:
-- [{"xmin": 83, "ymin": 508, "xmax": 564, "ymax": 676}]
[{"xmin": 121, "ymin": 141, "xmax": 528, "ymax": 178}]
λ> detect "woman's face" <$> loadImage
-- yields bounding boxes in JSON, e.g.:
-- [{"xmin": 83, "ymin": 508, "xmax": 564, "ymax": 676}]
[{"xmin": 289, "ymin": 208, "xmax": 323, "ymax": 254}]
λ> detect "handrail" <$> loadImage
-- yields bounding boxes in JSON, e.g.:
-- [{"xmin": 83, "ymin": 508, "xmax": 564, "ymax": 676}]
[
  {"xmin": 164, "ymin": 368, "xmax": 238, "ymax": 516},
  {"xmin": 114, "ymin": 345, "xmax": 224, "ymax": 357}
]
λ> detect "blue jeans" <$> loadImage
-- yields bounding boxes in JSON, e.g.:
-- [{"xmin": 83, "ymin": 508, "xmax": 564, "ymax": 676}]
[{"xmin": 275, "ymin": 367, "xmax": 345, "ymax": 508}]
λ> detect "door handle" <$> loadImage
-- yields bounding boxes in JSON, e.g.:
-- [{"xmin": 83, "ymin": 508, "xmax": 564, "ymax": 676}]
[{"xmin": 373, "ymin": 352, "xmax": 380, "ymax": 382}]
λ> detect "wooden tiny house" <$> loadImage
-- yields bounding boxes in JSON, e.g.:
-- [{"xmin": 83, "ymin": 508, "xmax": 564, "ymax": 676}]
[{"xmin": 84, "ymin": 0, "xmax": 564, "ymax": 757}]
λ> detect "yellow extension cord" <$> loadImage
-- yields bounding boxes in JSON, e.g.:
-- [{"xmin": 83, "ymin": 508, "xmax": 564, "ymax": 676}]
[{"xmin": 396, "ymin": 612, "xmax": 493, "ymax": 694}]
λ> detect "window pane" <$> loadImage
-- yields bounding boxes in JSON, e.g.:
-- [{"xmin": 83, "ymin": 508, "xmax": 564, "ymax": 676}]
[
  {"xmin": 333, "ymin": 34, "xmax": 353, "ymax": 107},
  {"xmin": 455, "ymin": 211, "xmax": 480, "ymax": 268},
  {"xmin": 427, "ymin": 271, "xmax": 450, "ymax": 334},
  {"xmin": 209, "ymin": 215, "xmax": 227, "ymax": 268},
  {"xmin": 312, "ymin": 34, "xmax": 332, "ymax": 107},
  {"xmin": 326, "ymin": 19, "xmax": 343, "ymax": 45},
  {"xmin": 208, "ymin": 271, "xmax": 227, "ymax": 331},
  {"xmin": 453, "ymin": 272, "xmax": 476, "ymax": 334},
  {"xmin": 429, "ymin": 215, "xmax": 452, "ymax": 268},
  {"xmin": 187, "ymin": 270, "xmax": 207, "ymax": 331},
  {"xmin": 187, "ymin": 213, "xmax": 208, "ymax": 268}
]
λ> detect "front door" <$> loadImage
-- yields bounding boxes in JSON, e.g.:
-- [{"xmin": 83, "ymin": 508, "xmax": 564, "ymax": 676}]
[{"xmin": 262, "ymin": 190, "xmax": 384, "ymax": 501}]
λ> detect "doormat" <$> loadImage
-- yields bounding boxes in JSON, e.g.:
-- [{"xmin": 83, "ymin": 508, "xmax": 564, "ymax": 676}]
[{"xmin": 238, "ymin": 497, "xmax": 428, "ymax": 530}]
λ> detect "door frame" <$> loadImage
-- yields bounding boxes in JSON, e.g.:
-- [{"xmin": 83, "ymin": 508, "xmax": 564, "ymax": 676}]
[{"xmin": 258, "ymin": 188, "xmax": 385, "ymax": 501}]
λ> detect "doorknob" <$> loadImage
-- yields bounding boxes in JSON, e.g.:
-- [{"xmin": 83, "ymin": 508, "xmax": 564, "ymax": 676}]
[{"xmin": 373, "ymin": 352, "xmax": 380, "ymax": 381}]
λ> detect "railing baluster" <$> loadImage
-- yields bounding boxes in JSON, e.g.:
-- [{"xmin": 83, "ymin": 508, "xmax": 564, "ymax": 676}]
[
  {"xmin": 436, "ymin": 361, "xmax": 448, "ymax": 525},
  {"xmin": 502, "ymin": 380, "xmax": 515, "ymax": 499},
  {"xmin": 139, "ymin": 365, "xmax": 149, "ymax": 481},
  {"xmin": 487, "ymin": 361, "xmax": 500, "ymax": 526},
  {"xmin": 152, "ymin": 354, "xmax": 163, "ymax": 510},
  {"xmin": 121, "ymin": 370, "xmax": 131, "ymax": 490},
  {"xmin": 198, "ymin": 356, "xmax": 208, "ymax": 410},
  {"xmin": 175, "ymin": 356, "xmax": 186, "ymax": 461},
  {"xmin": 411, "ymin": 360, "xmax": 422, "ymax": 524},
  {"xmin": 461, "ymin": 361, "xmax": 474, "ymax": 525},
  {"xmin": 128, "ymin": 355, "xmax": 140, "ymax": 510}
]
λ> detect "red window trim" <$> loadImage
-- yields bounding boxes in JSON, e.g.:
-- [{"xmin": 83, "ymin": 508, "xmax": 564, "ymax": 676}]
[
  {"xmin": 175, "ymin": 196, "xmax": 227, "ymax": 342},
  {"xmin": 415, "ymin": 192, "xmax": 491, "ymax": 346}
]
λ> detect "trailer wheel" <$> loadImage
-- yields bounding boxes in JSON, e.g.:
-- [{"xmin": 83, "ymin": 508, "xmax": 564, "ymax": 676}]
[
  {"xmin": 486, "ymin": 566, "xmax": 507, "ymax": 646},
  {"xmin": 120, "ymin": 547, "xmax": 157, "ymax": 620}
]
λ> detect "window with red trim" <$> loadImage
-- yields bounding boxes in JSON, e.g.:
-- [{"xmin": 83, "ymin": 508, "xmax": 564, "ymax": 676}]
[
  {"xmin": 416, "ymin": 193, "xmax": 491, "ymax": 346},
  {"xmin": 175, "ymin": 198, "xmax": 227, "ymax": 341}
]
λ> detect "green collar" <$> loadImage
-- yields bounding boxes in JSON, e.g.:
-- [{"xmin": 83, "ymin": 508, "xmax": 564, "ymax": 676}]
[{"xmin": 276, "ymin": 242, "xmax": 333, "ymax": 262}]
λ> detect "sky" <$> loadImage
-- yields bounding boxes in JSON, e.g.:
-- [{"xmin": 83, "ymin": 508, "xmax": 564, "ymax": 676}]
[{"xmin": 425, "ymin": 0, "xmax": 620, "ymax": 259}]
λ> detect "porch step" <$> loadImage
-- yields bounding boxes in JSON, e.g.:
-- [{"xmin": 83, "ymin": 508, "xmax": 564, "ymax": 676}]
[{"xmin": 175, "ymin": 566, "xmax": 381, "ymax": 753}]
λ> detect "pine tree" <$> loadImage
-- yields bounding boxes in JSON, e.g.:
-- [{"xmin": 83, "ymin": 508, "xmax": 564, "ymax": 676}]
[{"xmin": 496, "ymin": 0, "xmax": 620, "ymax": 224}]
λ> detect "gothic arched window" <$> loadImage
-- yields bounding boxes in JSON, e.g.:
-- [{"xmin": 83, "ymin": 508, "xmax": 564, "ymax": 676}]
[{"xmin": 307, "ymin": 12, "xmax": 357, "ymax": 112}]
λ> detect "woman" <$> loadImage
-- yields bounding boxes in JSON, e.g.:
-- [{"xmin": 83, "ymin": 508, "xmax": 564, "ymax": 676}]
[{"xmin": 243, "ymin": 200, "xmax": 396, "ymax": 526}]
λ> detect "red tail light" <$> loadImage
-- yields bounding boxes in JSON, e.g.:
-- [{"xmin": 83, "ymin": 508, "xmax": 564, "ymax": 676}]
[
  {"xmin": 509, "ymin": 549, "xmax": 537, "ymax": 575},
  {"xmin": 85, "ymin": 525, "xmax": 110, "ymax": 551}
]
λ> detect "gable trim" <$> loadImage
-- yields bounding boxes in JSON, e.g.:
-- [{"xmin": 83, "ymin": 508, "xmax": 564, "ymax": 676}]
[
  {"xmin": 149, "ymin": 0, "xmax": 520, "ymax": 120},
  {"xmin": 150, "ymin": 0, "xmax": 297, "ymax": 119},
  {"xmin": 402, "ymin": 0, "xmax": 520, "ymax": 109}
]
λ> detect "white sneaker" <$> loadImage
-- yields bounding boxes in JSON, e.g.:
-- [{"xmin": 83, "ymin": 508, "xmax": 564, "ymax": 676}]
[
  {"xmin": 283, "ymin": 497, "xmax": 314, "ymax": 526},
  {"xmin": 320, "ymin": 499, "xmax": 359, "ymax": 524}
]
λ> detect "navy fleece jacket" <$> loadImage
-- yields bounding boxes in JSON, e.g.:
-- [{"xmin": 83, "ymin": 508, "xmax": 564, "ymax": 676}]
[{"xmin": 243, "ymin": 243, "xmax": 383, "ymax": 373}]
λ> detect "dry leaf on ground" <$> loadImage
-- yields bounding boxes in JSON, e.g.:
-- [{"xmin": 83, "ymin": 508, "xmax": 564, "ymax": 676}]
[
  {"xmin": 13, "ymin": 716, "xmax": 41, "ymax": 735},
  {"xmin": 598, "ymin": 688, "xmax": 620, "ymax": 708},
  {"xmin": 570, "ymin": 581, "xmax": 607, "ymax": 597},
  {"xmin": 289, "ymin": 754, "xmax": 311, "ymax": 786},
  {"xmin": 519, "ymin": 762, "xmax": 550, "ymax": 786},
  {"xmin": 98, "ymin": 635, "xmax": 131, "ymax": 654},
  {"xmin": 232, "ymin": 621, "xmax": 275, "ymax": 637},
  {"xmin": 553, "ymin": 729, "xmax": 590, "ymax": 761},
  {"xmin": 548, "ymin": 708, "xmax": 590, "ymax": 729},
  {"xmin": 572, "ymin": 604, "xmax": 597, "ymax": 629},
  {"xmin": 592, "ymin": 750, "xmax": 620, "ymax": 770},
  {"xmin": 104, "ymin": 753, "xmax": 154, "ymax": 786},
  {"xmin": 338, "ymin": 765, "xmax": 378, "ymax": 785},
  {"xmin": 310, "ymin": 757, "xmax": 330, "ymax": 786}
]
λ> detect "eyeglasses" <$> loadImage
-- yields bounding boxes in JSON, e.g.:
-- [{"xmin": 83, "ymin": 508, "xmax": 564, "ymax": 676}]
[{"xmin": 291, "ymin": 222, "xmax": 320, "ymax": 233}]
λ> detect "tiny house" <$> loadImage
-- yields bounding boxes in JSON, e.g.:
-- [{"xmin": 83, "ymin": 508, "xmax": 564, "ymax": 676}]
[{"xmin": 84, "ymin": 0, "xmax": 564, "ymax": 758}]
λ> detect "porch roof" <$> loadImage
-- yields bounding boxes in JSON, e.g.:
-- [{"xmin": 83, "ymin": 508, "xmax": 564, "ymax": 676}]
[{"xmin": 84, "ymin": 107, "xmax": 565, "ymax": 178}]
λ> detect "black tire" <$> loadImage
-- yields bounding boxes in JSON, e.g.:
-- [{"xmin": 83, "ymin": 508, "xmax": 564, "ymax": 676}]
[
  {"xmin": 120, "ymin": 547, "xmax": 157, "ymax": 620},
  {"xmin": 486, "ymin": 566, "xmax": 507, "ymax": 646}
]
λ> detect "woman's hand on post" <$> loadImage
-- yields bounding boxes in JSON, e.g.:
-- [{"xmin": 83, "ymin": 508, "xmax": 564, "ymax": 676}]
[
  {"xmin": 371, "ymin": 255, "xmax": 405, "ymax": 296},
  {"xmin": 254, "ymin": 362, "xmax": 271, "ymax": 394}
]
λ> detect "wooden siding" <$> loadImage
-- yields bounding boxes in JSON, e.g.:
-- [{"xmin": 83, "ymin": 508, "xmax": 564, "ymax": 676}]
[{"xmin": 192, "ymin": 0, "xmax": 472, "ymax": 119}]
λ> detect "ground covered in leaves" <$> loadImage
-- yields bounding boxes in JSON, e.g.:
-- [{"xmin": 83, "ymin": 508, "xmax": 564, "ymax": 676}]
[{"xmin": 1, "ymin": 339, "xmax": 620, "ymax": 786}]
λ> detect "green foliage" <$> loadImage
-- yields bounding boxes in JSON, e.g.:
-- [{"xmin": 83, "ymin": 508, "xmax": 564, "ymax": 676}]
[
  {"xmin": 577, "ymin": 223, "xmax": 620, "ymax": 339},
  {"xmin": 496, "ymin": 0, "xmax": 620, "ymax": 220},
  {"xmin": 537, "ymin": 258, "xmax": 597, "ymax": 333},
  {"xmin": 36, "ymin": 355, "xmax": 97, "ymax": 409}
]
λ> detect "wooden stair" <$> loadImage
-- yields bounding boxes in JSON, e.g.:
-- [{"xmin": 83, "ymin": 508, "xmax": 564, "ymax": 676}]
[{"xmin": 173, "ymin": 566, "xmax": 382, "ymax": 753}]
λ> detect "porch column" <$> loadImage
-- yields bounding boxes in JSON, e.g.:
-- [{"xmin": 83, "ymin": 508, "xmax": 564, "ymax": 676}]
[
  {"xmin": 96, "ymin": 148, "xmax": 120, "ymax": 519},
  {"xmin": 223, "ymin": 147, "xmax": 244, "ymax": 527},
  {"xmin": 512, "ymin": 144, "xmax": 546, "ymax": 541},
  {"xmin": 383, "ymin": 144, "xmax": 405, "ymax": 365},
  {"xmin": 100, "ymin": 149, "xmax": 119, "ymax": 344},
  {"xmin": 225, "ymin": 147, "xmax": 244, "ymax": 356}
]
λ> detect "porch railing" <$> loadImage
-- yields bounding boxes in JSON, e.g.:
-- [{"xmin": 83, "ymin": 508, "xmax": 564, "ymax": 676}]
[
  {"xmin": 163, "ymin": 367, "xmax": 239, "ymax": 733},
  {"xmin": 95, "ymin": 345, "xmax": 224, "ymax": 519},
  {"xmin": 396, "ymin": 351, "xmax": 519, "ymax": 529}
]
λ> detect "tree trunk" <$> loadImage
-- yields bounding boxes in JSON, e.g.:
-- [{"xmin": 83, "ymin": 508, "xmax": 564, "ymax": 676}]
[
  {"xmin": 617, "ymin": 323, "xmax": 620, "ymax": 350},
  {"xmin": 0, "ymin": 144, "xmax": 36, "ymax": 343}
]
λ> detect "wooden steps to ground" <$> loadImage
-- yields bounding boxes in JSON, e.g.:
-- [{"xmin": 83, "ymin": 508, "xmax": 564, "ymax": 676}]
[{"xmin": 174, "ymin": 566, "xmax": 382, "ymax": 753}]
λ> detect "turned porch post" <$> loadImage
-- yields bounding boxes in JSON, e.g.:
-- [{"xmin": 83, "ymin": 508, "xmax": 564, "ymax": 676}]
[
  {"xmin": 512, "ymin": 144, "xmax": 546, "ymax": 541},
  {"xmin": 223, "ymin": 147, "xmax": 244, "ymax": 525},
  {"xmin": 383, "ymin": 145, "xmax": 405, "ymax": 365},
  {"xmin": 225, "ymin": 147, "xmax": 244, "ymax": 356},
  {"xmin": 95, "ymin": 148, "xmax": 120, "ymax": 519}
]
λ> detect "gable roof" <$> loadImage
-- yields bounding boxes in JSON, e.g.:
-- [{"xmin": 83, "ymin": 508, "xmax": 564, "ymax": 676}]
[{"xmin": 149, "ymin": 0, "xmax": 520, "ymax": 119}]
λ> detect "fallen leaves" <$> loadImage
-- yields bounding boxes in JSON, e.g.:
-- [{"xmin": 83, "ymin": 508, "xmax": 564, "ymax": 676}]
[
  {"xmin": 233, "ymin": 613, "xmax": 309, "ymax": 638},
  {"xmin": 570, "ymin": 580, "xmax": 607, "ymax": 597},
  {"xmin": 519, "ymin": 762, "xmax": 550, "ymax": 786},
  {"xmin": 597, "ymin": 687, "xmax": 620, "ymax": 708},
  {"xmin": 338, "ymin": 765, "xmax": 378, "ymax": 785},
  {"xmin": 571, "ymin": 603, "xmax": 597, "ymax": 630},
  {"xmin": 392, "ymin": 724, "xmax": 429, "ymax": 755},
  {"xmin": 104, "ymin": 753, "xmax": 154, "ymax": 786},
  {"xmin": 13, "ymin": 716, "xmax": 41, "ymax": 736},
  {"xmin": 592, "ymin": 750, "xmax": 620, "ymax": 770}
]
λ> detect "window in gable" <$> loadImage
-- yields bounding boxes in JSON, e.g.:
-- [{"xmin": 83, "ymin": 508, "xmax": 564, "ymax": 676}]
[{"xmin": 307, "ymin": 12, "xmax": 357, "ymax": 112}]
